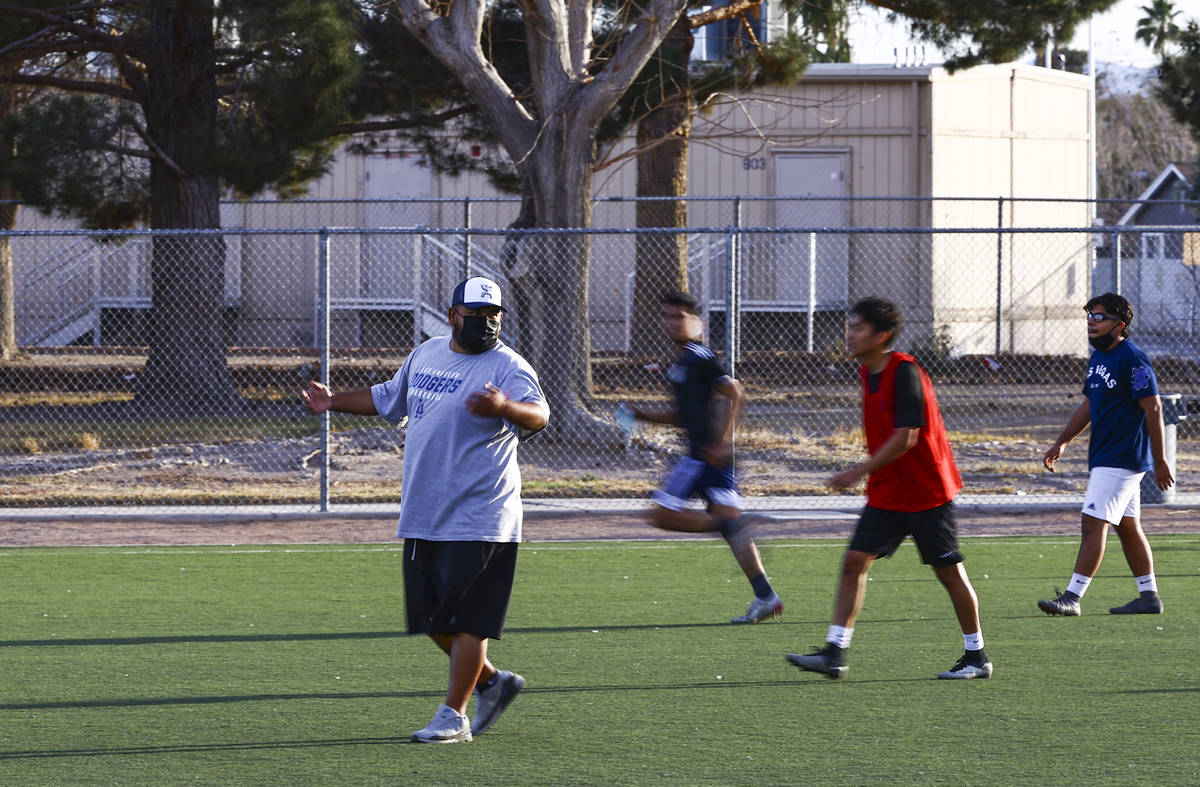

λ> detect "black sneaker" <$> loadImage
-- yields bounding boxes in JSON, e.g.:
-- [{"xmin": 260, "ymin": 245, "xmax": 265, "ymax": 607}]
[
  {"xmin": 1038, "ymin": 588, "xmax": 1081, "ymax": 616},
  {"xmin": 786, "ymin": 645, "xmax": 848, "ymax": 679},
  {"xmin": 1109, "ymin": 592, "xmax": 1163, "ymax": 615},
  {"xmin": 937, "ymin": 651, "xmax": 994, "ymax": 680}
]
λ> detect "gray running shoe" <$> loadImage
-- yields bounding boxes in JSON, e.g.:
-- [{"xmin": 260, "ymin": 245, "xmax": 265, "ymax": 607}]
[
  {"xmin": 471, "ymin": 670, "xmax": 525, "ymax": 735},
  {"xmin": 731, "ymin": 593, "xmax": 783, "ymax": 624},
  {"xmin": 786, "ymin": 646, "xmax": 848, "ymax": 679},
  {"xmin": 937, "ymin": 652, "xmax": 994, "ymax": 680},
  {"xmin": 411, "ymin": 704, "xmax": 472, "ymax": 743},
  {"xmin": 1109, "ymin": 594, "xmax": 1163, "ymax": 614},
  {"xmin": 1038, "ymin": 589, "xmax": 1081, "ymax": 616}
]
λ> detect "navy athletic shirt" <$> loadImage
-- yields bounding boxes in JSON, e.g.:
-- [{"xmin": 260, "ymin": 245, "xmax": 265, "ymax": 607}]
[
  {"xmin": 1084, "ymin": 338, "xmax": 1158, "ymax": 472},
  {"xmin": 666, "ymin": 342, "xmax": 728, "ymax": 460}
]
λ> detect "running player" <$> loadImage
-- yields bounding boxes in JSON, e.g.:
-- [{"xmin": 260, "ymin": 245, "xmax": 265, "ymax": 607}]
[{"xmin": 628, "ymin": 291, "xmax": 782, "ymax": 624}]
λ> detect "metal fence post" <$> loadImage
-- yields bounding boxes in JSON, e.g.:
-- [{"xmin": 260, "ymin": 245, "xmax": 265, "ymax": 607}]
[
  {"xmin": 318, "ymin": 228, "xmax": 331, "ymax": 513},
  {"xmin": 725, "ymin": 200, "xmax": 742, "ymax": 378},
  {"xmin": 996, "ymin": 197, "xmax": 1004, "ymax": 356},
  {"xmin": 463, "ymin": 197, "xmax": 472, "ymax": 278},
  {"xmin": 807, "ymin": 231, "xmax": 817, "ymax": 353},
  {"xmin": 1114, "ymin": 231, "xmax": 1122, "ymax": 294}
]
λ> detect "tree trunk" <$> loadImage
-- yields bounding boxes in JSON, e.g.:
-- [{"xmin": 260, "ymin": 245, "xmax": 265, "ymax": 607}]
[
  {"xmin": 134, "ymin": 0, "xmax": 241, "ymax": 415},
  {"xmin": 632, "ymin": 16, "xmax": 694, "ymax": 360},
  {"xmin": 502, "ymin": 179, "xmax": 540, "ymax": 360},
  {"xmin": 394, "ymin": 0, "xmax": 691, "ymax": 442},
  {"xmin": 519, "ymin": 113, "xmax": 609, "ymax": 439}
]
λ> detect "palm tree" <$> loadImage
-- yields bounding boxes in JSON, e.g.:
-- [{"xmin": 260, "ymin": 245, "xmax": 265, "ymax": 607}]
[{"xmin": 1136, "ymin": 0, "xmax": 1181, "ymax": 55}]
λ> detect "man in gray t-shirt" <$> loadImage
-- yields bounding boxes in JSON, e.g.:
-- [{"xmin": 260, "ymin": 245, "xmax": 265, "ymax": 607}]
[
  {"xmin": 372, "ymin": 331, "xmax": 545, "ymax": 543},
  {"xmin": 303, "ymin": 277, "xmax": 548, "ymax": 744}
]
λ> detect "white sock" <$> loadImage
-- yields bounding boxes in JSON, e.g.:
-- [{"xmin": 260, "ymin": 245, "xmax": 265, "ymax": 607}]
[
  {"xmin": 1066, "ymin": 573, "xmax": 1092, "ymax": 598},
  {"xmin": 826, "ymin": 625, "xmax": 853, "ymax": 649},
  {"xmin": 1136, "ymin": 574, "xmax": 1158, "ymax": 593},
  {"xmin": 963, "ymin": 631, "xmax": 984, "ymax": 652}
]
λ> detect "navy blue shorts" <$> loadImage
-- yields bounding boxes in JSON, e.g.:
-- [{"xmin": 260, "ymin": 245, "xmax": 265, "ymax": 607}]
[
  {"xmin": 403, "ymin": 539, "xmax": 518, "ymax": 639},
  {"xmin": 653, "ymin": 455, "xmax": 742, "ymax": 511},
  {"xmin": 848, "ymin": 501, "xmax": 962, "ymax": 566}
]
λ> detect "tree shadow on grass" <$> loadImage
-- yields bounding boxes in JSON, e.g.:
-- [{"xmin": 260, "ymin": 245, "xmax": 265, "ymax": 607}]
[{"xmin": 0, "ymin": 674, "xmax": 923, "ymax": 717}]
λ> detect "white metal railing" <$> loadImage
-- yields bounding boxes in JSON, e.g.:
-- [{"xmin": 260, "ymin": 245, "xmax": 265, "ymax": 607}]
[{"xmin": 18, "ymin": 239, "xmax": 98, "ymax": 345}]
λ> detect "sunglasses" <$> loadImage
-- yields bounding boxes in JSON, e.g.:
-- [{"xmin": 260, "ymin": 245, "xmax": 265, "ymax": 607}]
[{"xmin": 1086, "ymin": 312, "xmax": 1119, "ymax": 323}]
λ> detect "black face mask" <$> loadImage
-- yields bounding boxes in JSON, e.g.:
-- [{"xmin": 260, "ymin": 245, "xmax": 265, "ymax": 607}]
[
  {"xmin": 455, "ymin": 314, "xmax": 500, "ymax": 353},
  {"xmin": 1089, "ymin": 331, "xmax": 1118, "ymax": 351}
]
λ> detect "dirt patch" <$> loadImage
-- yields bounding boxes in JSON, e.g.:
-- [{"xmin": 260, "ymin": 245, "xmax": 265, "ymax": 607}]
[{"xmin": 1, "ymin": 505, "xmax": 1196, "ymax": 548}]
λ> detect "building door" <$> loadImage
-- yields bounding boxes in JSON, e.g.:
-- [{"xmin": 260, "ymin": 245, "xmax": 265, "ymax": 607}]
[
  {"xmin": 363, "ymin": 152, "xmax": 434, "ymax": 297},
  {"xmin": 769, "ymin": 153, "xmax": 850, "ymax": 310}
]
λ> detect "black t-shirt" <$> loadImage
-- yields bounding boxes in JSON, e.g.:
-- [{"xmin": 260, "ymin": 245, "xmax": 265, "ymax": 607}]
[
  {"xmin": 865, "ymin": 359, "xmax": 925, "ymax": 429},
  {"xmin": 667, "ymin": 342, "xmax": 727, "ymax": 458}
]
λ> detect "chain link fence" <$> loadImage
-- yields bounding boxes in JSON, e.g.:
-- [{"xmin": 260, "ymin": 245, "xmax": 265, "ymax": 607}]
[{"xmin": 2, "ymin": 200, "xmax": 1197, "ymax": 512}]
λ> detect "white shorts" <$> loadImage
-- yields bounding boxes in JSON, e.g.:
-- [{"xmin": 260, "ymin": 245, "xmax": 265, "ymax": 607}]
[{"xmin": 1082, "ymin": 466, "xmax": 1144, "ymax": 525}]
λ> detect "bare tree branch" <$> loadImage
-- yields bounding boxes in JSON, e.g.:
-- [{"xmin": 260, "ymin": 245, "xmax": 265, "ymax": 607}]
[
  {"xmin": 396, "ymin": 0, "xmax": 538, "ymax": 158},
  {"xmin": 330, "ymin": 104, "xmax": 477, "ymax": 135},
  {"xmin": 129, "ymin": 117, "xmax": 186, "ymax": 178},
  {"xmin": 575, "ymin": 0, "xmax": 689, "ymax": 128},
  {"xmin": 0, "ymin": 4, "xmax": 130, "ymax": 50},
  {"xmin": 0, "ymin": 71, "xmax": 133, "ymax": 100},
  {"xmin": 688, "ymin": 0, "xmax": 761, "ymax": 30}
]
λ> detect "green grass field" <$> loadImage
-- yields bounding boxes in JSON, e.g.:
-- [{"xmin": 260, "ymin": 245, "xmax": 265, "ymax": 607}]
[{"xmin": 2, "ymin": 535, "xmax": 1198, "ymax": 785}]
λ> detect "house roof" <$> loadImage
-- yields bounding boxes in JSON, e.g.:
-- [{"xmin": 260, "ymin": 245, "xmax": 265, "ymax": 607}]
[{"xmin": 1117, "ymin": 162, "xmax": 1193, "ymax": 226}]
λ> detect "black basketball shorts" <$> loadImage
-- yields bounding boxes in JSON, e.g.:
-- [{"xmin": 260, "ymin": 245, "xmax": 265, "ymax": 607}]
[
  {"xmin": 848, "ymin": 501, "xmax": 962, "ymax": 566},
  {"xmin": 403, "ymin": 538, "xmax": 519, "ymax": 639}
]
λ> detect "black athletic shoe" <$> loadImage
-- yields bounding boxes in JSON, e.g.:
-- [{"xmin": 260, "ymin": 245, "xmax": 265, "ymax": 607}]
[
  {"xmin": 937, "ymin": 651, "xmax": 994, "ymax": 680},
  {"xmin": 786, "ymin": 645, "xmax": 848, "ymax": 679},
  {"xmin": 1109, "ymin": 593, "xmax": 1163, "ymax": 615},
  {"xmin": 1038, "ymin": 588, "xmax": 1081, "ymax": 617}
]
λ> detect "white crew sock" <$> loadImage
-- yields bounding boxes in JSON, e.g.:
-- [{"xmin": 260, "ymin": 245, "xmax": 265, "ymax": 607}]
[
  {"xmin": 963, "ymin": 631, "xmax": 984, "ymax": 652},
  {"xmin": 826, "ymin": 625, "xmax": 853, "ymax": 649},
  {"xmin": 1066, "ymin": 573, "xmax": 1092, "ymax": 598},
  {"xmin": 1136, "ymin": 573, "xmax": 1158, "ymax": 594}
]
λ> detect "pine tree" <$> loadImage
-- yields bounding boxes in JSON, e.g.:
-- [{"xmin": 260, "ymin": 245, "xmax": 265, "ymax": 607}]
[{"xmin": 0, "ymin": 1, "xmax": 360, "ymax": 412}]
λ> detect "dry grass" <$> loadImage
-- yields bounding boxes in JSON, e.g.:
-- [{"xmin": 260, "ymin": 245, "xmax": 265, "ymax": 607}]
[{"xmin": 0, "ymin": 391, "xmax": 134, "ymax": 407}]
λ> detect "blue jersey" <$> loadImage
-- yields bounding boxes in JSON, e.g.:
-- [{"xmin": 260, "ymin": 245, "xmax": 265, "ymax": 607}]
[
  {"xmin": 666, "ymin": 342, "xmax": 728, "ymax": 459},
  {"xmin": 1084, "ymin": 339, "xmax": 1158, "ymax": 472}
]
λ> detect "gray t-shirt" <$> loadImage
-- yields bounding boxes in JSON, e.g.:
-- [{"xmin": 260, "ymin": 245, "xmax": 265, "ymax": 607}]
[{"xmin": 371, "ymin": 336, "xmax": 548, "ymax": 543}]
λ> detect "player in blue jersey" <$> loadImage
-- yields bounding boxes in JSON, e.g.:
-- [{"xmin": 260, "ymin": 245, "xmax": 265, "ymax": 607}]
[
  {"xmin": 627, "ymin": 291, "xmax": 782, "ymax": 624},
  {"xmin": 304, "ymin": 277, "xmax": 548, "ymax": 743},
  {"xmin": 1039, "ymin": 292, "xmax": 1174, "ymax": 616}
]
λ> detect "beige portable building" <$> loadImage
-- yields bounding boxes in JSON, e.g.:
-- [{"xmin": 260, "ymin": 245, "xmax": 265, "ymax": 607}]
[{"xmin": 672, "ymin": 62, "xmax": 1094, "ymax": 357}]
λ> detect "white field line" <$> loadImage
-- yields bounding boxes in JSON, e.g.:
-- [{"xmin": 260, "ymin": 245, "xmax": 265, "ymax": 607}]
[{"xmin": 2, "ymin": 536, "xmax": 1197, "ymax": 558}]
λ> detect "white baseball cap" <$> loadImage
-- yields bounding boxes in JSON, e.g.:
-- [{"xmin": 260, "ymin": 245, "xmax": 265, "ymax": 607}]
[{"xmin": 451, "ymin": 276, "xmax": 505, "ymax": 311}]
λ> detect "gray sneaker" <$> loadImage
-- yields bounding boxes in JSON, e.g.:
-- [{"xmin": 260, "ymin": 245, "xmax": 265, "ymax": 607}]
[
  {"xmin": 411, "ymin": 704, "xmax": 472, "ymax": 744},
  {"xmin": 1038, "ymin": 589, "xmax": 1081, "ymax": 617},
  {"xmin": 1109, "ymin": 594, "xmax": 1163, "ymax": 614},
  {"xmin": 937, "ymin": 652, "xmax": 994, "ymax": 680},
  {"xmin": 471, "ymin": 670, "xmax": 525, "ymax": 736},
  {"xmin": 786, "ymin": 646, "xmax": 848, "ymax": 679},
  {"xmin": 731, "ymin": 593, "xmax": 782, "ymax": 624}
]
